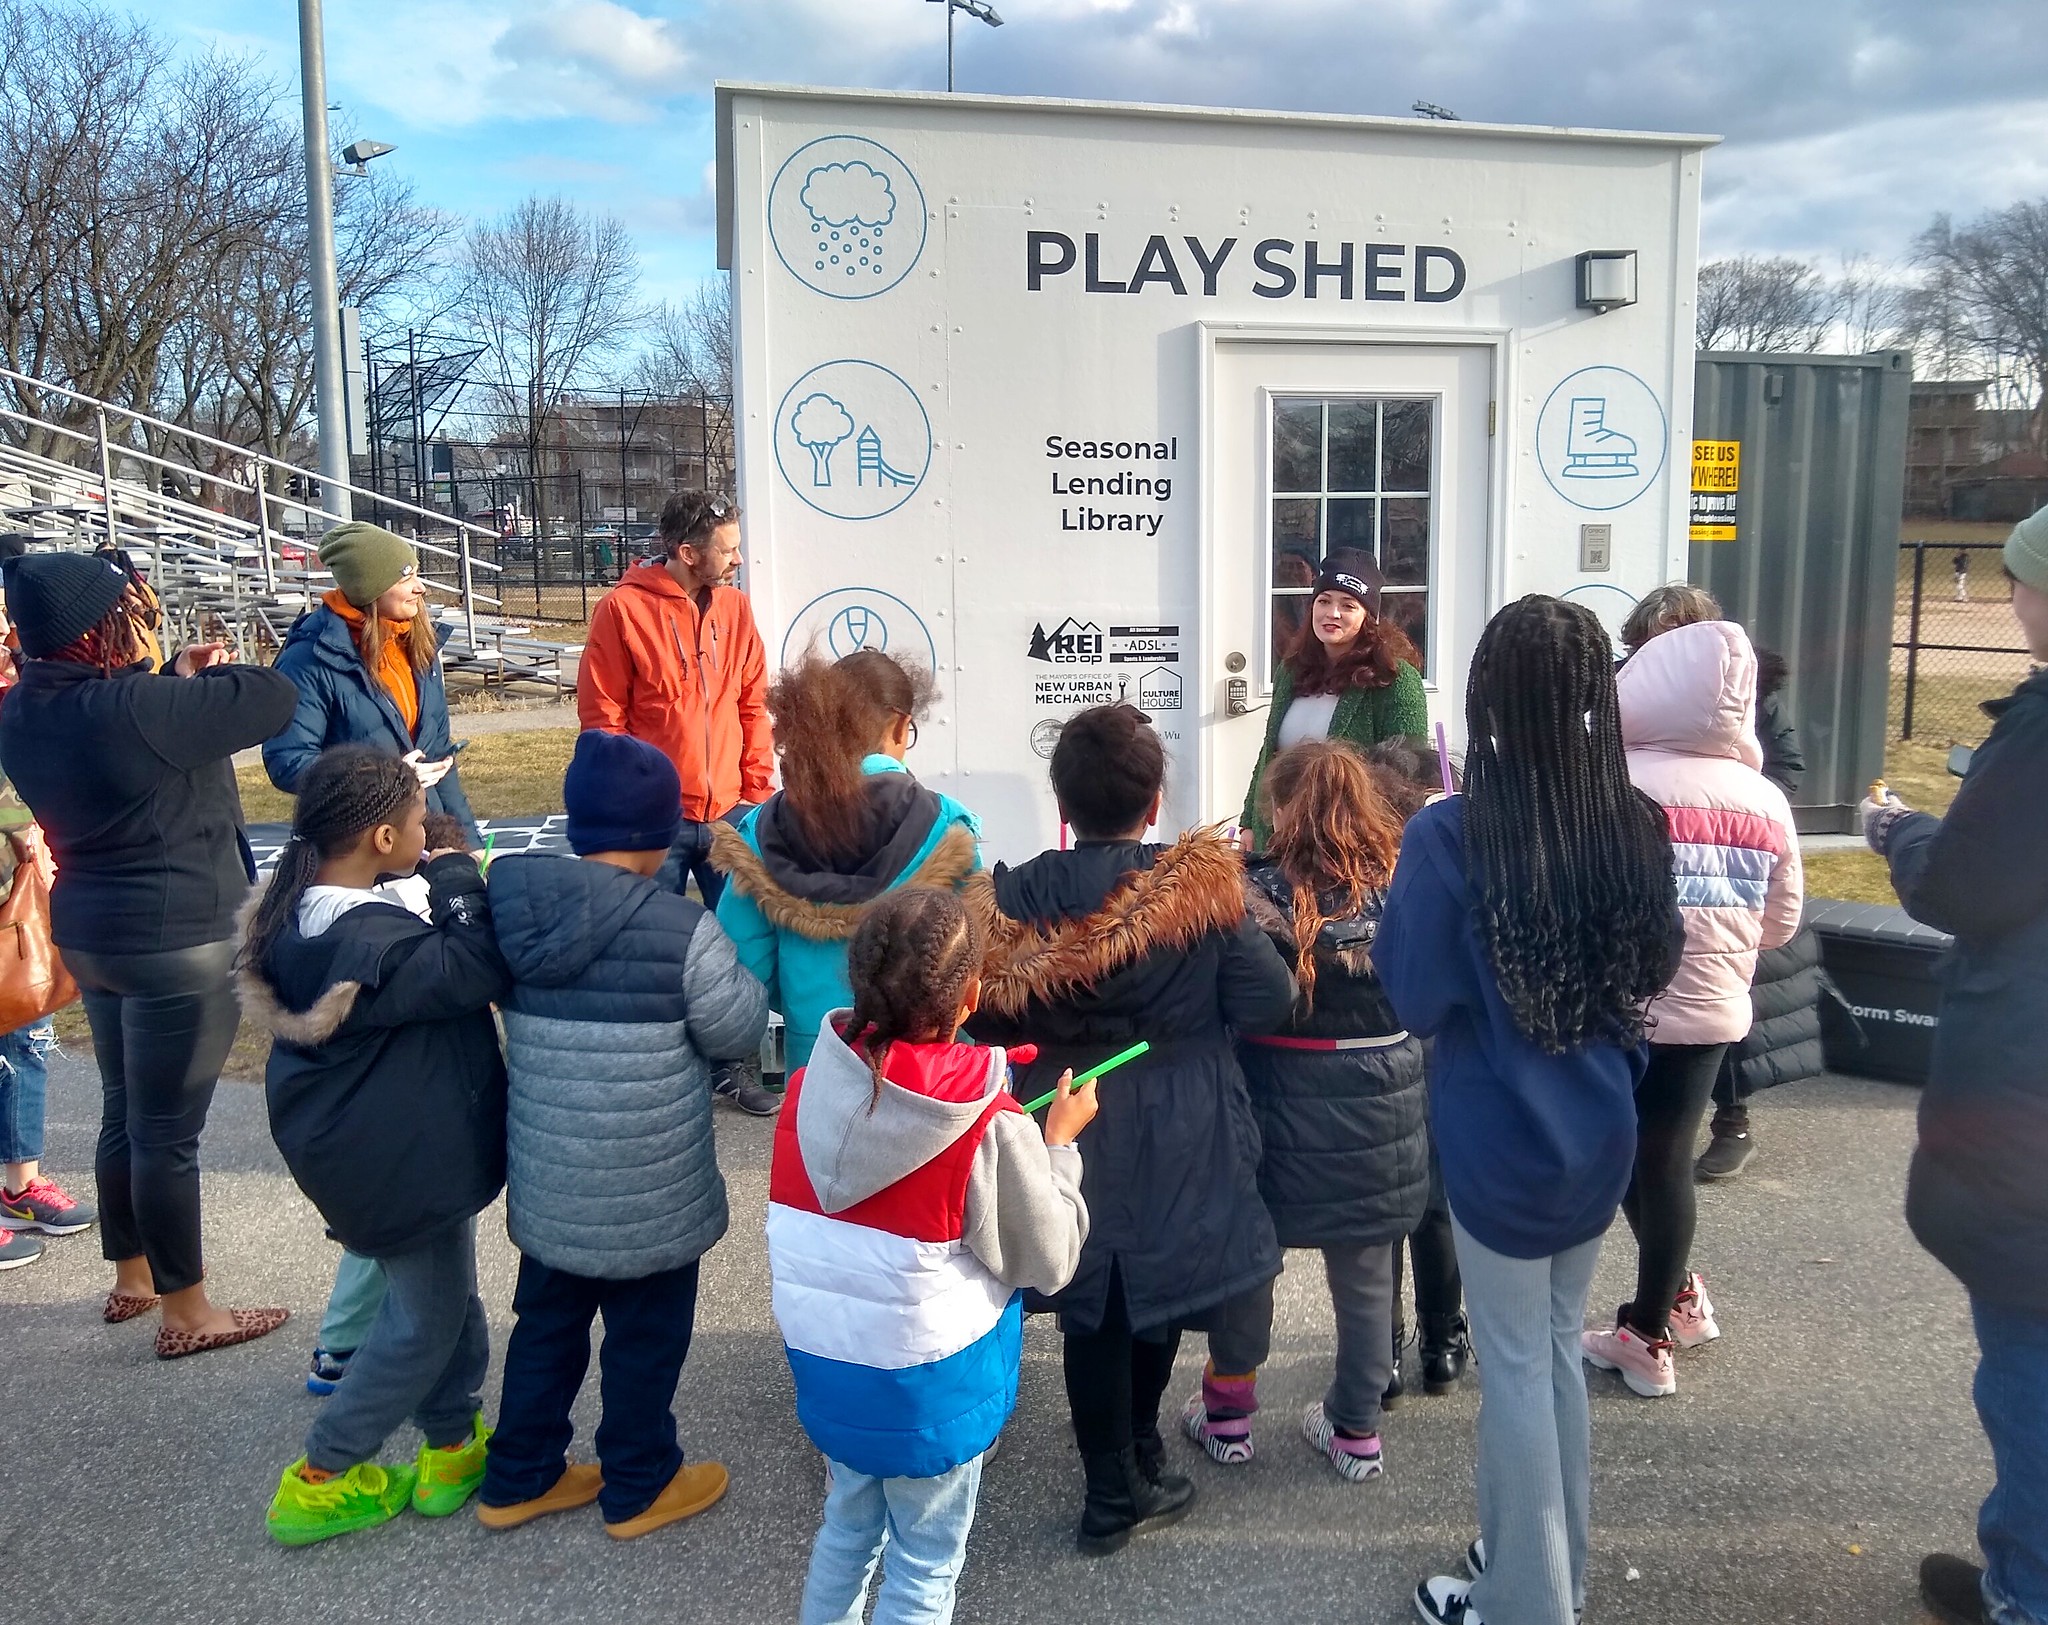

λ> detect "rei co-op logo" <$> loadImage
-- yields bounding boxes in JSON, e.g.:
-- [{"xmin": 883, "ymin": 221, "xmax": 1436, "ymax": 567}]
[{"xmin": 768, "ymin": 135, "xmax": 928, "ymax": 300}]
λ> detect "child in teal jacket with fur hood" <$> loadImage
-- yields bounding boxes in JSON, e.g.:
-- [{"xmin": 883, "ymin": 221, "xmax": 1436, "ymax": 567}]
[{"xmin": 712, "ymin": 649, "xmax": 980, "ymax": 1077}]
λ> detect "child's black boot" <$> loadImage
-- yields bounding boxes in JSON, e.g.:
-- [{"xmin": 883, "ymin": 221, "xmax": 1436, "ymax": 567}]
[{"xmin": 1076, "ymin": 1447, "xmax": 1196, "ymax": 1557}]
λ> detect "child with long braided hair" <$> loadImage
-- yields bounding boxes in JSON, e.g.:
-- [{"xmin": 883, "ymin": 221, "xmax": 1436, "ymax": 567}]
[
  {"xmin": 235, "ymin": 744, "xmax": 511, "ymax": 1546},
  {"xmin": 1377, "ymin": 597, "xmax": 1683, "ymax": 1625},
  {"xmin": 767, "ymin": 887, "xmax": 1092, "ymax": 1625}
]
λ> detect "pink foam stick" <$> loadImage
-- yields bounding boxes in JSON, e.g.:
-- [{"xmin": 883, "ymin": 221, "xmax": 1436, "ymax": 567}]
[{"xmin": 1435, "ymin": 722, "xmax": 1454, "ymax": 795}]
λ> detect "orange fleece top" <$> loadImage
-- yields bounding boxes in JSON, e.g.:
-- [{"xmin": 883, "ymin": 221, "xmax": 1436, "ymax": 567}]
[{"xmin": 323, "ymin": 589, "xmax": 420, "ymax": 735}]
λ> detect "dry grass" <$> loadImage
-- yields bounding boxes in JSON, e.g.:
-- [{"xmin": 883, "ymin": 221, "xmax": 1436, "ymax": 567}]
[
  {"xmin": 1803, "ymin": 848, "xmax": 1898, "ymax": 906},
  {"xmin": 237, "ymin": 729, "xmax": 577, "ymax": 826}
]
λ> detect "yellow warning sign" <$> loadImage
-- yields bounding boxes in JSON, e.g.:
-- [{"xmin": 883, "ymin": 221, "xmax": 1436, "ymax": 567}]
[{"xmin": 1690, "ymin": 440, "xmax": 1739, "ymax": 541}]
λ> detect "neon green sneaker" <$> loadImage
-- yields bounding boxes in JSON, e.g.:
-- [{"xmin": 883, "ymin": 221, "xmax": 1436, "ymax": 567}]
[
  {"xmin": 413, "ymin": 1412, "xmax": 491, "ymax": 1517},
  {"xmin": 267, "ymin": 1458, "xmax": 417, "ymax": 1546}
]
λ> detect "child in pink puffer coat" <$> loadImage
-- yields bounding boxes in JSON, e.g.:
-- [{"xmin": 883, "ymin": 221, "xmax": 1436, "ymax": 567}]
[{"xmin": 1582, "ymin": 618, "xmax": 1802, "ymax": 1398}]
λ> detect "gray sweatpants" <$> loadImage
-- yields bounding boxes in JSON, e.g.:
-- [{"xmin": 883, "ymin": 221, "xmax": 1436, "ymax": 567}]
[
  {"xmin": 1450, "ymin": 1209, "xmax": 1604, "ymax": 1625},
  {"xmin": 1206, "ymin": 1244, "xmax": 1398, "ymax": 1437},
  {"xmin": 305, "ymin": 1218, "xmax": 489, "ymax": 1473}
]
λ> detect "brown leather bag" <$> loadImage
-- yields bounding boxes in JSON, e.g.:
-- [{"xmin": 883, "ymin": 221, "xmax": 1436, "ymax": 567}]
[{"xmin": 0, "ymin": 827, "xmax": 77, "ymax": 1030}]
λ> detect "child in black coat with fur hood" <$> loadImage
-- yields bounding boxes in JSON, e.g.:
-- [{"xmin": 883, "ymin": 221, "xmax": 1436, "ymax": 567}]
[
  {"xmin": 963, "ymin": 704, "xmax": 1295, "ymax": 1558},
  {"xmin": 236, "ymin": 745, "xmax": 510, "ymax": 1548}
]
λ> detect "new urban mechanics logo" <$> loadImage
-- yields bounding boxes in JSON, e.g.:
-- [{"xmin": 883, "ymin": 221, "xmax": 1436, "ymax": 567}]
[{"xmin": 768, "ymin": 136, "xmax": 928, "ymax": 300}]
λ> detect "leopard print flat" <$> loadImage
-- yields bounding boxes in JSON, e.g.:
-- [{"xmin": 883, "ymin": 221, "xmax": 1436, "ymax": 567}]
[
  {"xmin": 104, "ymin": 1291, "xmax": 160, "ymax": 1324},
  {"xmin": 154, "ymin": 1306, "xmax": 290, "ymax": 1361}
]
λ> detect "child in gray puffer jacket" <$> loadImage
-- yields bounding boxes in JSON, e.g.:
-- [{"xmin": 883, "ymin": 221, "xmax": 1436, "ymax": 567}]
[{"xmin": 478, "ymin": 731, "xmax": 768, "ymax": 1540}]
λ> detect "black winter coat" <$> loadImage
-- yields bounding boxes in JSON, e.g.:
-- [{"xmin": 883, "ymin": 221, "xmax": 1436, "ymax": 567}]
[
  {"xmin": 1715, "ymin": 925, "xmax": 1828, "ymax": 1101},
  {"xmin": 965, "ymin": 834, "xmax": 1296, "ymax": 1336},
  {"xmin": 1238, "ymin": 860, "xmax": 1428, "ymax": 1250},
  {"xmin": 0, "ymin": 659, "xmax": 297, "ymax": 954},
  {"xmin": 240, "ymin": 854, "xmax": 511, "ymax": 1258},
  {"xmin": 1881, "ymin": 668, "xmax": 2048, "ymax": 1312},
  {"xmin": 1755, "ymin": 650, "xmax": 1805, "ymax": 800}
]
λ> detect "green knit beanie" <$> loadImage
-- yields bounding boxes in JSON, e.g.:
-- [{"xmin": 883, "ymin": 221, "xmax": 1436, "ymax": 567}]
[
  {"xmin": 318, "ymin": 522, "xmax": 417, "ymax": 607},
  {"xmin": 2004, "ymin": 504, "xmax": 2048, "ymax": 594}
]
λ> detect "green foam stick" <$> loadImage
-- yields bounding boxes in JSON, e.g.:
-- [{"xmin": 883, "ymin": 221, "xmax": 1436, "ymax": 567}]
[{"xmin": 1019, "ymin": 1041, "xmax": 1151, "ymax": 1114}]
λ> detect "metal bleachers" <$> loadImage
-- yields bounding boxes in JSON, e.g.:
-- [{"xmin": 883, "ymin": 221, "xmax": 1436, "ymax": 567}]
[{"xmin": 0, "ymin": 367, "xmax": 580, "ymax": 693}]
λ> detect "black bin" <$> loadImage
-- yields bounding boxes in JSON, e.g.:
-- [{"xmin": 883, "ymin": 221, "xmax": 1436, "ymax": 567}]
[{"xmin": 1806, "ymin": 899, "xmax": 1951, "ymax": 1086}]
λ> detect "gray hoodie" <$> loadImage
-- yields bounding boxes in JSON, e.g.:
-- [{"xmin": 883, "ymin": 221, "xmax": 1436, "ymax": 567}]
[{"xmin": 785, "ymin": 1016, "xmax": 1090, "ymax": 1296}]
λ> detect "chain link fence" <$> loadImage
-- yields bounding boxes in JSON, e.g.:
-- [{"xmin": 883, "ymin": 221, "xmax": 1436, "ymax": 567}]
[{"xmin": 1893, "ymin": 539, "xmax": 2035, "ymax": 744}]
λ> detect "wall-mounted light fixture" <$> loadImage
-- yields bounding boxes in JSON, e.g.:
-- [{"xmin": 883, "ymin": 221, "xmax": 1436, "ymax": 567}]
[{"xmin": 1576, "ymin": 249, "xmax": 1638, "ymax": 314}]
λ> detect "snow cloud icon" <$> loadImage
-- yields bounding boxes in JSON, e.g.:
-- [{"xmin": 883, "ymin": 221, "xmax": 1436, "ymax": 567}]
[
  {"xmin": 770, "ymin": 136, "xmax": 927, "ymax": 299},
  {"xmin": 801, "ymin": 162, "xmax": 896, "ymax": 229}
]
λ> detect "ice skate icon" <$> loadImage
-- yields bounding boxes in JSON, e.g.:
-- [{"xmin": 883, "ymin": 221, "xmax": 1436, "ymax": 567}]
[{"xmin": 1562, "ymin": 397, "xmax": 1639, "ymax": 478}]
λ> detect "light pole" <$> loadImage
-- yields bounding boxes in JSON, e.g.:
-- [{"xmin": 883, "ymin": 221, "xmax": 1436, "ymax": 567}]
[
  {"xmin": 297, "ymin": 0, "xmax": 350, "ymax": 520},
  {"xmin": 927, "ymin": 0, "xmax": 1003, "ymax": 93}
]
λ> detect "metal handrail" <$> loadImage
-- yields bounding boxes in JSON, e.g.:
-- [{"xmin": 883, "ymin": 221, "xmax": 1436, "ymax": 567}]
[
  {"xmin": 0, "ymin": 397, "xmax": 503, "ymax": 573},
  {"xmin": 0, "ymin": 434, "xmax": 499, "ymax": 609},
  {"xmin": 0, "ymin": 363, "xmax": 501, "ymax": 547}
]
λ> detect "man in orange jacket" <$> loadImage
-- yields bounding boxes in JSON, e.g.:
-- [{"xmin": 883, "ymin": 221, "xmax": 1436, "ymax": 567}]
[{"xmin": 577, "ymin": 492, "xmax": 775, "ymax": 911}]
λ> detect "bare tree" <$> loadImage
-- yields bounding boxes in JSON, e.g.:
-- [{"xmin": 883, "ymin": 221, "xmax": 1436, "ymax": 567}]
[
  {"xmin": 455, "ymin": 195, "xmax": 643, "ymax": 528},
  {"xmin": 1914, "ymin": 205, "xmax": 2048, "ymax": 451},
  {"xmin": 1831, "ymin": 253, "xmax": 1908, "ymax": 353},
  {"xmin": 634, "ymin": 278, "xmax": 734, "ymax": 486},
  {"xmin": 0, "ymin": 1, "xmax": 294, "ymax": 462},
  {"xmin": 1696, "ymin": 255, "xmax": 1834, "ymax": 352}
]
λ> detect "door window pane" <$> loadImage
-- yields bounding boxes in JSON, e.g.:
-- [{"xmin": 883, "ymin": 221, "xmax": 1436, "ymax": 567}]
[
  {"xmin": 1327, "ymin": 497, "xmax": 1376, "ymax": 554},
  {"xmin": 1382, "ymin": 401, "xmax": 1432, "ymax": 492},
  {"xmin": 1381, "ymin": 499, "xmax": 1430, "ymax": 586},
  {"xmin": 1326, "ymin": 402, "xmax": 1377, "ymax": 492},
  {"xmin": 1382, "ymin": 589, "xmax": 1428, "ymax": 668},
  {"xmin": 1272, "ymin": 498, "xmax": 1320, "ymax": 559},
  {"xmin": 1272, "ymin": 400, "xmax": 1322, "ymax": 493},
  {"xmin": 1265, "ymin": 393, "xmax": 1437, "ymax": 680}
]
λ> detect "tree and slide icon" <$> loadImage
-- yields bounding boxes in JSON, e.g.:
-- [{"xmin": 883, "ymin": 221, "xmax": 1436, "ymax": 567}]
[
  {"xmin": 776, "ymin": 360, "xmax": 933, "ymax": 520},
  {"xmin": 791, "ymin": 392, "xmax": 920, "ymax": 490}
]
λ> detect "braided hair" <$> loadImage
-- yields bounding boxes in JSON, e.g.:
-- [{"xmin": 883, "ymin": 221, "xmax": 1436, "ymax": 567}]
[
  {"xmin": 1462, "ymin": 596, "xmax": 1677, "ymax": 1053},
  {"xmin": 47, "ymin": 599, "xmax": 153, "ymax": 675},
  {"xmin": 841, "ymin": 887, "xmax": 983, "ymax": 1111},
  {"xmin": 238, "ymin": 745, "xmax": 423, "ymax": 974}
]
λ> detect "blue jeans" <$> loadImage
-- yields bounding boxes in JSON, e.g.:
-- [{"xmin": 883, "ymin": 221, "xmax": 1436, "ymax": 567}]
[
  {"xmin": 655, "ymin": 805, "xmax": 754, "ymax": 909},
  {"xmin": 1974, "ymin": 1298, "xmax": 2048, "ymax": 1625},
  {"xmin": 800, "ymin": 1456, "xmax": 984, "ymax": 1625},
  {"xmin": 482, "ymin": 1255, "xmax": 700, "ymax": 1524},
  {"xmin": 319, "ymin": 1250, "xmax": 387, "ymax": 1352},
  {"xmin": 1451, "ymin": 1210, "xmax": 1605, "ymax": 1625},
  {"xmin": 0, "ymin": 1021, "xmax": 54, "ymax": 1165}
]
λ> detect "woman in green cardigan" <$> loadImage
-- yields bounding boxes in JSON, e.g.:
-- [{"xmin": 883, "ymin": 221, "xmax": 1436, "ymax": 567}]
[{"xmin": 1242, "ymin": 554, "xmax": 1428, "ymax": 847}]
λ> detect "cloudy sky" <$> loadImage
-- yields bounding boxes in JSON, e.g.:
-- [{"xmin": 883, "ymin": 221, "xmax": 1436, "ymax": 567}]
[{"xmin": 170, "ymin": 0, "xmax": 2048, "ymax": 310}]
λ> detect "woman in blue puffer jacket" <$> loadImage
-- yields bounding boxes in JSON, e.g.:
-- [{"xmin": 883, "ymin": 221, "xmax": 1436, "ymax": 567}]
[{"xmin": 710, "ymin": 649, "xmax": 980, "ymax": 1087}]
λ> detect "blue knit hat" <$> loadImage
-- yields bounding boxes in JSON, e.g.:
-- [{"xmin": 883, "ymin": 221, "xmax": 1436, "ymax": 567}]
[{"xmin": 563, "ymin": 731, "xmax": 682, "ymax": 855}]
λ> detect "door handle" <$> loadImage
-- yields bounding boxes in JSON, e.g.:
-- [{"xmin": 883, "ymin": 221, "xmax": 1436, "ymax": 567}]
[{"xmin": 1226, "ymin": 677, "xmax": 1250, "ymax": 717}]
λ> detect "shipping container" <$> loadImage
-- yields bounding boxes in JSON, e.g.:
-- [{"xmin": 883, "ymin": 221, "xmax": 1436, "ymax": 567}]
[
  {"xmin": 1689, "ymin": 351, "xmax": 1911, "ymax": 833},
  {"xmin": 719, "ymin": 83, "xmax": 1714, "ymax": 858}
]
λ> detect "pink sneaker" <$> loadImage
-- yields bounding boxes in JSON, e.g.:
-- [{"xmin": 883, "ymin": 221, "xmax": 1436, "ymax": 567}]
[
  {"xmin": 1669, "ymin": 1273, "xmax": 1721, "ymax": 1349},
  {"xmin": 1581, "ymin": 1318, "xmax": 1676, "ymax": 1397}
]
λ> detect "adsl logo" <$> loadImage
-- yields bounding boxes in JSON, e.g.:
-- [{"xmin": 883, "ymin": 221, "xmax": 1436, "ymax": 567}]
[{"xmin": 1028, "ymin": 618, "xmax": 1104, "ymax": 663}]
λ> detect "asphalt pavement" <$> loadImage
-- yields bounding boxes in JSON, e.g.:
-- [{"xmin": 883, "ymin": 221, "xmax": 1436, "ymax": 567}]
[{"xmin": 2, "ymin": 1053, "xmax": 1980, "ymax": 1625}]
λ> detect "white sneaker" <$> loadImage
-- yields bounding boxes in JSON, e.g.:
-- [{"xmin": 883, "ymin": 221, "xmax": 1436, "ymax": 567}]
[
  {"xmin": 1414, "ymin": 1575, "xmax": 1483, "ymax": 1625},
  {"xmin": 1669, "ymin": 1272, "xmax": 1721, "ymax": 1349}
]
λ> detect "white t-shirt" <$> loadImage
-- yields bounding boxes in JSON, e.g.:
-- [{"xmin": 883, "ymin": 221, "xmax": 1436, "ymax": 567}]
[{"xmin": 1276, "ymin": 692, "xmax": 1341, "ymax": 751}]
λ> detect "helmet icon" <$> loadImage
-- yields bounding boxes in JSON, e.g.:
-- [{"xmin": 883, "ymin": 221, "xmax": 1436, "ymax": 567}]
[{"xmin": 829, "ymin": 604, "xmax": 885, "ymax": 655}]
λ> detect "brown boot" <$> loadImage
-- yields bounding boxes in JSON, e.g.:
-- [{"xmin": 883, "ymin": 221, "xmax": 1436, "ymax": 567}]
[
  {"xmin": 604, "ymin": 1462, "xmax": 729, "ymax": 1540},
  {"xmin": 477, "ymin": 1463, "xmax": 604, "ymax": 1531}
]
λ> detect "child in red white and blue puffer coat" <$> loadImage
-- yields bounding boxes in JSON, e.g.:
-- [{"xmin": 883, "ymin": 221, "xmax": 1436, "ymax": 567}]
[{"xmin": 768, "ymin": 887, "xmax": 1092, "ymax": 1625}]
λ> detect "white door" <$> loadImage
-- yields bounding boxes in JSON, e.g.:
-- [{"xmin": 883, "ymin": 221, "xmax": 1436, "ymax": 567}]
[{"xmin": 1202, "ymin": 339, "xmax": 1495, "ymax": 822}]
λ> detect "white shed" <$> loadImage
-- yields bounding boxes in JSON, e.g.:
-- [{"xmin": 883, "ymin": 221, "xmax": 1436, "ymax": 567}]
[{"xmin": 716, "ymin": 83, "xmax": 1716, "ymax": 858}]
